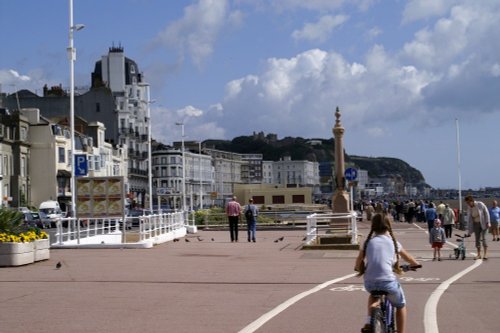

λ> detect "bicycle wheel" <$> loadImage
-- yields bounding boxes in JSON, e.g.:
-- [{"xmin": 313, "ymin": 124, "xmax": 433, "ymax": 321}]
[{"xmin": 370, "ymin": 308, "xmax": 386, "ymax": 333}]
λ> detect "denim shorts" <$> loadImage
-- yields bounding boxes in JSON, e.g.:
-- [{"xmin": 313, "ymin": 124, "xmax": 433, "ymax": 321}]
[{"xmin": 364, "ymin": 280, "xmax": 406, "ymax": 308}]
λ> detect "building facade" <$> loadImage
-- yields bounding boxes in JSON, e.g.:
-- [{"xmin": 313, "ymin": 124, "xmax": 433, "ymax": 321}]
[{"xmin": 2, "ymin": 46, "xmax": 151, "ymax": 206}]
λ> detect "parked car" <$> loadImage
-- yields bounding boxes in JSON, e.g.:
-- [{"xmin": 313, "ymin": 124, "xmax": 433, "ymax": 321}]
[
  {"xmin": 35, "ymin": 211, "xmax": 52, "ymax": 229},
  {"xmin": 22, "ymin": 212, "xmax": 40, "ymax": 228},
  {"xmin": 127, "ymin": 209, "xmax": 146, "ymax": 227},
  {"xmin": 39, "ymin": 200, "xmax": 64, "ymax": 228}
]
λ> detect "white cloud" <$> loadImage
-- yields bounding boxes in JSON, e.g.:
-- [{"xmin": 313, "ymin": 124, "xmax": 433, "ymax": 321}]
[
  {"xmin": 402, "ymin": 0, "xmax": 458, "ymax": 24},
  {"xmin": 291, "ymin": 15, "xmax": 348, "ymax": 43},
  {"xmin": 156, "ymin": 0, "xmax": 236, "ymax": 68},
  {"xmin": 0, "ymin": 69, "xmax": 32, "ymax": 89},
  {"xmin": 366, "ymin": 26, "xmax": 382, "ymax": 39},
  {"xmin": 176, "ymin": 105, "xmax": 204, "ymax": 118}
]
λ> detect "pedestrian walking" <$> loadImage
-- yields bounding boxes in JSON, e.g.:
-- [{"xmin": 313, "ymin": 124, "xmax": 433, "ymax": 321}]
[
  {"xmin": 442, "ymin": 204, "xmax": 455, "ymax": 238},
  {"xmin": 488, "ymin": 200, "xmax": 500, "ymax": 241},
  {"xmin": 425, "ymin": 202, "xmax": 437, "ymax": 232},
  {"xmin": 243, "ymin": 198, "xmax": 258, "ymax": 242},
  {"xmin": 465, "ymin": 195, "xmax": 491, "ymax": 260},
  {"xmin": 429, "ymin": 219, "xmax": 446, "ymax": 261},
  {"xmin": 225, "ymin": 196, "xmax": 241, "ymax": 242}
]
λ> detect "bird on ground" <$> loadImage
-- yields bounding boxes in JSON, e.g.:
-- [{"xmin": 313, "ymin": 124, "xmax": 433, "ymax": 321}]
[
  {"xmin": 185, "ymin": 238, "xmax": 190, "ymax": 242},
  {"xmin": 302, "ymin": 237, "xmax": 307, "ymax": 241},
  {"xmin": 278, "ymin": 236, "xmax": 284, "ymax": 241},
  {"xmin": 55, "ymin": 262, "xmax": 62, "ymax": 269},
  {"xmin": 274, "ymin": 239, "xmax": 279, "ymax": 243},
  {"xmin": 211, "ymin": 238, "xmax": 215, "ymax": 241},
  {"xmin": 197, "ymin": 236, "xmax": 203, "ymax": 241},
  {"xmin": 173, "ymin": 238, "xmax": 179, "ymax": 242}
]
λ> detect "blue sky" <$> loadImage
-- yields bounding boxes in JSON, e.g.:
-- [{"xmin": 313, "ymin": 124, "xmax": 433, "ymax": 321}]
[{"xmin": 1, "ymin": 0, "xmax": 500, "ymax": 190}]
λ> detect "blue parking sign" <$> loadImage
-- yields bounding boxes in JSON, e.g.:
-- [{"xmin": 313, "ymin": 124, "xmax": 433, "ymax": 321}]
[
  {"xmin": 344, "ymin": 167, "xmax": 358, "ymax": 181},
  {"xmin": 74, "ymin": 154, "xmax": 88, "ymax": 176}
]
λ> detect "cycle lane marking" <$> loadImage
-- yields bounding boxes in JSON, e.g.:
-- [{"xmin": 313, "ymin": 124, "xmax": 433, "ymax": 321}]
[
  {"xmin": 424, "ymin": 259, "xmax": 482, "ymax": 333},
  {"xmin": 237, "ymin": 273, "xmax": 357, "ymax": 333}
]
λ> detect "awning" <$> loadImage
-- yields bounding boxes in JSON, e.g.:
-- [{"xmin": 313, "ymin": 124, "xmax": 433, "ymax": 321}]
[{"xmin": 57, "ymin": 170, "xmax": 71, "ymax": 178}]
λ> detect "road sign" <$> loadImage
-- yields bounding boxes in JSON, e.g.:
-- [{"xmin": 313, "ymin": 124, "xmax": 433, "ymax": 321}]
[
  {"xmin": 344, "ymin": 167, "xmax": 358, "ymax": 181},
  {"xmin": 74, "ymin": 154, "xmax": 88, "ymax": 176}
]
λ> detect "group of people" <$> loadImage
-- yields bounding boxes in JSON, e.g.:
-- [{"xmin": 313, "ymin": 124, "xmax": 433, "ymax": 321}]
[
  {"xmin": 225, "ymin": 196, "xmax": 259, "ymax": 243},
  {"xmin": 356, "ymin": 195, "xmax": 500, "ymax": 332}
]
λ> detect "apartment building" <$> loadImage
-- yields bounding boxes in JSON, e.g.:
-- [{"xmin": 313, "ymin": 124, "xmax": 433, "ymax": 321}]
[
  {"xmin": 2, "ymin": 46, "xmax": 151, "ymax": 206},
  {"xmin": 273, "ymin": 156, "xmax": 320, "ymax": 193},
  {"xmin": 152, "ymin": 143, "xmax": 214, "ymax": 210}
]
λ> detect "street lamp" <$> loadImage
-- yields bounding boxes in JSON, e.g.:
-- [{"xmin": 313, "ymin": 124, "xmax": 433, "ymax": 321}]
[
  {"xmin": 199, "ymin": 141, "xmax": 203, "ymax": 210},
  {"xmin": 68, "ymin": 0, "xmax": 84, "ymax": 218},
  {"xmin": 139, "ymin": 86, "xmax": 154, "ymax": 213},
  {"xmin": 175, "ymin": 122, "xmax": 186, "ymax": 211}
]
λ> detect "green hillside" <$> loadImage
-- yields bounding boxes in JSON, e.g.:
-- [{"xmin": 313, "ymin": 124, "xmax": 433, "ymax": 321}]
[{"xmin": 204, "ymin": 133, "xmax": 427, "ymax": 186}]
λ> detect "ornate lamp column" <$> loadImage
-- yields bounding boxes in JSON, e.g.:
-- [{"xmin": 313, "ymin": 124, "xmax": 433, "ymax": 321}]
[{"xmin": 332, "ymin": 107, "xmax": 349, "ymax": 213}]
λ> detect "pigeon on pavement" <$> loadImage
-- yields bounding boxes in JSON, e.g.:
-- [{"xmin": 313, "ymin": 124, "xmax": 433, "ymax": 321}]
[{"xmin": 56, "ymin": 262, "xmax": 62, "ymax": 269}]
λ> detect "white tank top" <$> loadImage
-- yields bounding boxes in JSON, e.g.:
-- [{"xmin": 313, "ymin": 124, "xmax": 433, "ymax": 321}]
[{"xmin": 364, "ymin": 234, "xmax": 402, "ymax": 283}]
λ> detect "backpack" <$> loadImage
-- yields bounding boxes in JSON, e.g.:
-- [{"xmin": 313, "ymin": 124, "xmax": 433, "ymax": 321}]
[{"xmin": 245, "ymin": 206, "xmax": 254, "ymax": 220}]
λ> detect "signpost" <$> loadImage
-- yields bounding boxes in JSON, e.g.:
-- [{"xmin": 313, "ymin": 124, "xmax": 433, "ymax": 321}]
[
  {"xmin": 344, "ymin": 168, "xmax": 358, "ymax": 212},
  {"xmin": 74, "ymin": 154, "xmax": 88, "ymax": 176}
]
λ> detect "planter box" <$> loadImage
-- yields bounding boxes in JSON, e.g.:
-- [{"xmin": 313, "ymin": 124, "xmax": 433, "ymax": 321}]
[
  {"xmin": 0, "ymin": 242, "xmax": 35, "ymax": 267},
  {"xmin": 34, "ymin": 238, "xmax": 50, "ymax": 261}
]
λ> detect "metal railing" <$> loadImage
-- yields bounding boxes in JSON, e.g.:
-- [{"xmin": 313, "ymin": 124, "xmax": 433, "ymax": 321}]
[
  {"xmin": 305, "ymin": 212, "xmax": 358, "ymax": 245},
  {"xmin": 53, "ymin": 211, "xmax": 189, "ymax": 247}
]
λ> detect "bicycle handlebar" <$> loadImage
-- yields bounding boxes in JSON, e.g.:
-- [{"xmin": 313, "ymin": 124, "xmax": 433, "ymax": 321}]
[{"xmin": 400, "ymin": 264, "xmax": 422, "ymax": 272}]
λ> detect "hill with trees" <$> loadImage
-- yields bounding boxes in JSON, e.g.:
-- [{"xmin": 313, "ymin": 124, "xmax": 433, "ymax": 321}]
[{"xmin": 203, "ymin": 132, "xmax": 427, "ymax": 187}]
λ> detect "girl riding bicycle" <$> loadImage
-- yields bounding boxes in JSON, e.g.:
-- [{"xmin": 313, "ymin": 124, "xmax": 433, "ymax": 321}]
[{"xmin": 355, "ymin": 213, "xmax": 420, "ymax": 333}]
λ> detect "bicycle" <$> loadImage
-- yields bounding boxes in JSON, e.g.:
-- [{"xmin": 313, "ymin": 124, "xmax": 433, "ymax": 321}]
[
  {"xmin": 451, "ymin": 234, "xmax": 469, "ymax": 260},
  {"xmin": 367, "ymin": 264, "xmax": 422, "ymax": 333}
]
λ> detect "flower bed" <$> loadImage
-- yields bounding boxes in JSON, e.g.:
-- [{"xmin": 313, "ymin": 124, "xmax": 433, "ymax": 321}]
[{"xmin": 0, "ymin": 230, "xmax": 50, "ymax": 267}]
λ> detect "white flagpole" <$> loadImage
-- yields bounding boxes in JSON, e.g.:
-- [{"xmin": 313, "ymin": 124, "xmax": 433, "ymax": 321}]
[{"xmin": 455, "ymin": 119, "xmax": 462, "ymax": 218}]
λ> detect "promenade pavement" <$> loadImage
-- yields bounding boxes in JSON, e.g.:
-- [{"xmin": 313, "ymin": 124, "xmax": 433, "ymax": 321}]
[{"xmin": 1, "ymin": 221, "xmax": 499, "ymax": 333}]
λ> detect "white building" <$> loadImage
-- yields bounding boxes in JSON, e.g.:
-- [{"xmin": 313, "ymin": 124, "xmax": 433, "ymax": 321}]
[
  {"xmin": 152, "ymin": 145, "xmax": 214, "ymax": 210},
  {"xmin": 273, "ymin": 156, "xmax": 320, "ymax": 192}
]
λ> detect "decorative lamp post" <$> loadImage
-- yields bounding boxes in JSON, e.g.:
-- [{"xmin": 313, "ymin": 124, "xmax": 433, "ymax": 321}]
[
  {"xmin": 175, "ymin": 122, "xmax": 186, "ymax": 211},
  {"xmin": 68, "ymin": 0, "xmax": 84, "ymax": 218}
]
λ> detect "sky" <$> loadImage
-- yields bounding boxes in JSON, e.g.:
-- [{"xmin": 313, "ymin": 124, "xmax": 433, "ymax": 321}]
[{"xmin": 1, "ymin": 0, "xmax": 500, "ymax": 191}]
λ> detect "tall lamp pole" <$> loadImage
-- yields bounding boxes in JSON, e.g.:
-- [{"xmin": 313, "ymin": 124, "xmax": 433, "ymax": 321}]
[
  {"xmin": 199, "ymin": 141, "xmax": 203, "ymax": 210},
  {"xmin": 141, "ymin": 86, "xmax": 154, "ymax": 213},
  {"xmin": 456, "ymin": 119, "xmax": 463, "ymax": 217},
  {"xmin": 175, "ymin": 122, "xmax": 186, "ymax": 211},
  {"xmin": 68, "ymin": 0, "xmax": 84, "ymax": 217}
]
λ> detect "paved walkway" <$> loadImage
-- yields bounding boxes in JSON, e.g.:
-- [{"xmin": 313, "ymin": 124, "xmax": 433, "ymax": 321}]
[{"xmin": 1, "ymin": 222, "xmax": 499, "ymax": 333}]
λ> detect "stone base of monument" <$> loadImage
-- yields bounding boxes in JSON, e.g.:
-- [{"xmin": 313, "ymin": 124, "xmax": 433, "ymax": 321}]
[{"xmin": 302, "ymin": 234, "xmax": 360, "ymax": 250}]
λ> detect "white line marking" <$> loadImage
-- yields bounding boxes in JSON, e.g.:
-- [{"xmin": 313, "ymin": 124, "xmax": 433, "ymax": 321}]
[
  {"xmin": 238, "ymin": 273, "xmax": 357, "ymax": 333},
  {"xmin": 424, "ymin": 259, "xmax": 482, "ymax": 333}
]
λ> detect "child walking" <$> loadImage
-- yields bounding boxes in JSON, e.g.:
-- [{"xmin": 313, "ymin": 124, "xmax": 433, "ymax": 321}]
[{"xmin": 430, "ymin": 219, "xmax": 446, "ymax": 261}]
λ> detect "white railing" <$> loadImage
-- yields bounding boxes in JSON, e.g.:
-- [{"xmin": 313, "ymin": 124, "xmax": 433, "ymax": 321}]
[
  {"xmin": 53, "ymin": 211, "xmax": 190, "ymax": 248},
  {"xmin": 137, "ymin": 211, "xmax": 186, "ymax": 243},
  {"xmin": 305, "ymin": 211, "xmax": 358, "ymax": 245}
]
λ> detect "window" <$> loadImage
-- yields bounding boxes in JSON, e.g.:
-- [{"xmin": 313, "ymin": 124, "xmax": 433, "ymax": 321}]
[
  {"xmin": 272, "ymin": 195, "xmax": 285, "ymax": 204},
  {"xmin": 21, "ymin": 156, "xmax": 26, "ymax": 177},
  {"xmin": 292, "ymin": 195, "xmax": 305, "ymax": 204},
  {"xmin": 95, "ymin": 155, "xmax": 100, "ymax": 170},
  {"xmin": 88, "ymin": 156, "xmax": 94, "ymax": 170},
  {"xmin": 20, "ymin": 127, "xmax": 27, "ymax": 141},
  {"xmin": 58, "ymin": 147, "xmax": 65, "ymax": 163},
  {"xmin": 253, "ymin": 196, "xmax": 265, "ymax": 205}
]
